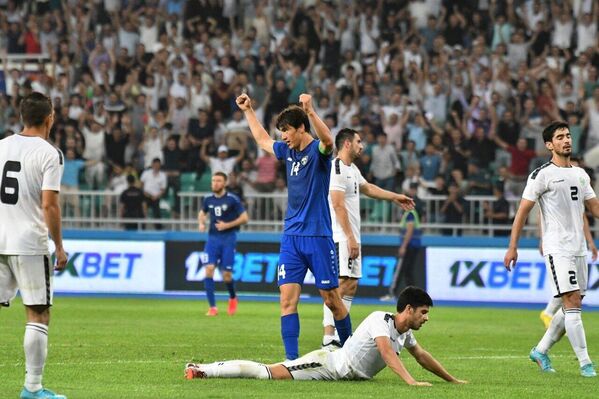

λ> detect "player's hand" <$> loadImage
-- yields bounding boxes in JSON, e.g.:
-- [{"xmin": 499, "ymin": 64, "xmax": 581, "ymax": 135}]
[
  {"xmin": 199, "ymin": 223, "xmax": 206, "ymax": 232},
  {"xmin": 504, "ymin": 247, "xmax": 518, "ymax": 271},
  {"xmin": 409, "ymin": 381, "xmax": 432, "ymax": 387},
  {"xmin": 348, "ymin": 236, "xmax": 360, "ymax": 260},
  {"xmin": 236, "ymin": 93, "xmax": 252, "ymax": 112},
  {"xmin": 54, "ymin": 247, "xmax": 68, "ymax": 271},
  {"xmin": 591, "ymin": 244, "xmax": 598, "ymax": 262},
  {"xmin": 299, "ymin": 93, "xmax": 313, "ymax": 114},
  {"xmin": 215, "ymin": 220, "xmax": 229, "ymax": 231},
  {"xmin": 393, "ymin": 194, "xmax": 415, "ymax": 210}
]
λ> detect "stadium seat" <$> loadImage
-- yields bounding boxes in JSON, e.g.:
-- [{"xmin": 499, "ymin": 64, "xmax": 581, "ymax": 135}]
[
  {"xmin": 180, "ymin": 172, "xmax": 197, "ymax": 192},
  {"xmin": 195, "ymin": 171, "xmax": 212, "ymax": 192}
]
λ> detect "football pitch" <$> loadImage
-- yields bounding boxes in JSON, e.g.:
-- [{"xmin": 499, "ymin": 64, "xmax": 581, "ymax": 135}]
[{"xmin": 1, "ymin": 297, "xmax": 598, "ymax": 398}]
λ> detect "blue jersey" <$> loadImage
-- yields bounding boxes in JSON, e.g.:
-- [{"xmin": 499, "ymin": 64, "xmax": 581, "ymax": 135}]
[
  {"xmin": 202, "ymin": 192, "xmax": 245, "ymax": 238},
  {"xmin": 273, "ymin": 139, "xmax": 332, "ymax": 236}
]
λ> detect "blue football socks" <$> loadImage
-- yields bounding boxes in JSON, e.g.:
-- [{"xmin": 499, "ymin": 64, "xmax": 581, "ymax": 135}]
[
  {"xmin": 334, "ymin": 314, "xmax": 352, "ymax": 346},
  {"xmin": 204, "ymin": 278, "xmax": 216, "ymax": 307},
  {"xmin": 281, "ymin": 313, "xmax": 300, "ymax": 360}
]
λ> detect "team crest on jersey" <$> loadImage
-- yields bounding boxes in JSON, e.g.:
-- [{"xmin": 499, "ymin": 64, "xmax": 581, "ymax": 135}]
[
  {"xmin": 301, "ymin": 156, "xmax": 308, "ymax": 166},
  {"xmin": 222, "ymin": 204, "xmax": 228, "ymax": 211},
  {"xmin": 580, "ymin": 177, "xmax": 586, "ymax": 185}
]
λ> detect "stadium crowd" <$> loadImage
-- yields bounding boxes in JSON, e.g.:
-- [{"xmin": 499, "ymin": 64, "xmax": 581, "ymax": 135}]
[{"xmin": 0, "ymin": 0, "xmax": 598, "ymax": 223}]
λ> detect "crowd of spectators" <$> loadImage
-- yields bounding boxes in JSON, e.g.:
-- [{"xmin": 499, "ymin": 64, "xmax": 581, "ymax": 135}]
[{"xmin": 0, "ymin": 0, "xmax": 598, "ymax": 227}]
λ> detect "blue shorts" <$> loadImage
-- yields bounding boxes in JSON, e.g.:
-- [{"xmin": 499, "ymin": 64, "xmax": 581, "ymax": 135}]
[
  {"xmin": 204, "ymin": 237, "xmax": 236, "ymax": 271},
  {"xmin": 277, "ymin": 235, "xmax": 338, "ymax": 290}
]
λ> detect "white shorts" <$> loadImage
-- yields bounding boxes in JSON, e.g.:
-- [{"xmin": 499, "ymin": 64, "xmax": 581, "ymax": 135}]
[
  {"xmin": 544, "ymin": 254, "xmax": 588, "ymax": 297},
  {"xmin": 282, "ymin": 349, "xmax": 340, "ymax": 380},
  {"xmin": 335, "ymin": 241, "xmax": 362, "ymax": 279},
  {"xmin": 0, "ymin": 254, "xmax": 53, "ymax": 306}
]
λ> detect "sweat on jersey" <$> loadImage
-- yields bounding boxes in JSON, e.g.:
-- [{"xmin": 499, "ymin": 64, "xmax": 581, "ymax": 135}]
[
  {"xmin": 328, "ymin": 158, "xmax": 367, "ymax": 243},
  {"xmin": 331, "ymin": 311, "xmax": 417, "ymax": 380},
  {"xmin": 273, "ymin": 140, "xmax": 332, "ymax": 237},
  {"xmin": 522, "ymin": 161, "xmax": 596, "ymax": 256},
  {"xmin": 0, "ymin": 134, "xmax": 64, "ymax": 255}
]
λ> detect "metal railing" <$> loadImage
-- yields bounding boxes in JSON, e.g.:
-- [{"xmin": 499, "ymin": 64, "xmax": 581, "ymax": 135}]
[{"xmin": 59, "ymin": 190, "xmax": 540, "ymax": 236}]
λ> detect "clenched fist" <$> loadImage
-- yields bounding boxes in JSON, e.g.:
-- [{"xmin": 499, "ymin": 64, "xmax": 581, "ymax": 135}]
[{"xmin": 236, "ymin": 93, "xmax": 252, "ymax": 112}]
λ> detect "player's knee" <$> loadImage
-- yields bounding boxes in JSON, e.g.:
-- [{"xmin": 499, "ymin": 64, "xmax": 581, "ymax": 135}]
[
  {"xmin": 562, "ymin": 292, "xmax": 582, "ymax": 308},
  {"xmin": 280, "ymin": 297, "xmax": 298, "ymax": 313},
  {"xmin": 204, "ymin": 266, "xmax": 216, "ymax": 278},
  {"xmin": 25, "ymin": 305, "xmax": 50, "ymax": 325},
  {"xmin": 222, "ymin": 272, "xmax": 232, "ymax": 282}
]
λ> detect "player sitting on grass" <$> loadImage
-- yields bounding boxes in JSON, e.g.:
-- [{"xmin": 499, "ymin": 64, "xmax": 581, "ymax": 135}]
[{"xmin": 184, "ymin": 286, "xmax": 467, "ymax": 386}]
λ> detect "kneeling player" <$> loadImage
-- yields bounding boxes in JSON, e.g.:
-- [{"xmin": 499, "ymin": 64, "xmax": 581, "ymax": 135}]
[{"xmin": 185, "ymin": 287, "xmax": 466, "ymax": 385}]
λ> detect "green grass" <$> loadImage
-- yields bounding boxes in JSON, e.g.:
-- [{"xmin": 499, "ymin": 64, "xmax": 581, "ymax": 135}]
[{"xmin": 1, "ymin": 297, "xmax": 598, "ymax": 398}]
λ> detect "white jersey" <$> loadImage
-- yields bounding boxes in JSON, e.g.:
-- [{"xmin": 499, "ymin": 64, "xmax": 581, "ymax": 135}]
[
  {"xmin": 522, "ymin": 162, "xmax": 595, "ymax": 256},
  {"xmin": 0, "ymin": 134, "xmax": 63, "ymax": 255},
  {"xmin": 331, "ymin": 311, "xmax": 417, "ymax": 380},
  {"xmin": 328, "ymin": 158, "xmax": 367, "ymax": 243}
]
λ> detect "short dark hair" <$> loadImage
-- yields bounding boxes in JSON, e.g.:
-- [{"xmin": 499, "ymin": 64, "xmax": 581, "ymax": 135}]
[
  {"xmin": 152, "ymin": 158, "xmax": 161, "ymax": 165},
  {"xmin": 20, "ymin": 92, "xmax": 53, "ymax": 127},
  {"xmin": 396, "ymin": 286, "xmax": 433, "ymax": 312},
  {"xmin": 335, "ymin": 128, "xmax": 358, "ymax": 150},
  {"xmin": 213, "ymin": 171, "xmax": 228, "ymax": 181},
  {"xmin": 126, "ymin": 174, "xmax": 136, "ymax": 184},
  {"xmin": 542, "ymin": 121, "xmax": 570, "ymax": 143},
  {"xmin": 275, "ymin": 105, "xmax": 310, "ymax": 133}
]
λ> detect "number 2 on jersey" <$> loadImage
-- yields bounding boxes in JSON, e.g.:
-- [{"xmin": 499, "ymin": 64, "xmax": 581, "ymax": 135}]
[
  {"xmin": 0, "ymin": 161, "xmax": 20, "ymax": 205},
  {"xmin": 570, "ymin": 186, "xmax": 578, "ymax": 201}
]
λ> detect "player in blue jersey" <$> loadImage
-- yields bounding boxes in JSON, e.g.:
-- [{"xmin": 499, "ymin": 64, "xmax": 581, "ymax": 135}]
[
  {"xmin": 198, "ymin": 172, "xmax": 249, "ymax": 316},
  {"xmin": 236, "ymin": 92, "xmax": 351, "ymax": 360}
]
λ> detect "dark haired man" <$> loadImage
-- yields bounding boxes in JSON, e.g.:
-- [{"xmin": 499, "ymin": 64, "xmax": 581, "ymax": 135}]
[
  {"xmin": 185, "ymin": 287, "xmax": 466, "ymax": 385},
  {"xmin": 236, "ymin": 92, "xmax": 350, "ymax": 361},
  {"xmin": 0, "ymin": 92, "xmax": 68, "ymax": 399},
  {"xmin": 322, "ymin": 128, "xmax": 414, "ymax": 348},
  {"xmin": 505, "ymin": 121, "xmax": 598, "ymax": 377}
]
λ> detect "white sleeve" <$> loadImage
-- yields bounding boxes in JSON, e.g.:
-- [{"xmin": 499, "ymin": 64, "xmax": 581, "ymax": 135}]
[
  {"xmin": 41, "ymin": 148, "xmax": 63, "ymax": 191},
  {"xmin": 581, "ymin": 170, "xmax": 596, "ymax": 200},
  {"xmin": 404, "ymin": 331, "xmax": 417, "ymax": 349},
  {"xmin": 356, "ymin": 166, "xmax": 367, "ymax": 187},
  {"xmin": 368, "ymin": 315, "xmax": 392, "ymax": 339},
  {"xmin": 329, "ymin": 161, "xmax": 347, "ymax": 192},
  {"xmin": 521, "ymin": 171, "xmax": 546, "ymax": 202}
]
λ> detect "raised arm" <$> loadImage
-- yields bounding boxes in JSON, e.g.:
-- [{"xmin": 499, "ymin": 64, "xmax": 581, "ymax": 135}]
[
  {"xmin": 504, "ymin": 198, "xmax": 536, "ymax": 271},
  {"xmin": 299, "ymin": 93, "xmax": 333, "ymax": 153},
  {"xmin": 236, "ymin": 93, "xmax": 275, "ymax": 154},
  {"xmin": 407, "ymin": 343, "xmax": 466, "ymax": 383}
]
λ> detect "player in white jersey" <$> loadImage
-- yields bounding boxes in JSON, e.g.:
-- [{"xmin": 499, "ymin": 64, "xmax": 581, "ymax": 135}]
[
  {"xmin": 504, "ymin": 121, "xmax": 598, "ymax": 378},
  {"xmin": 185, "ymin": 286, "xmax": 466, "ymax": 385},
  {"xmin": 537, "ymin": 159, "xmax": 598, "ymax": 329},
  {"xmin": 322, "ymin": 128, "xmax": 415, "ymax": 348},
  {"xmin": 0, "ymin": 93, "xmax": 68, "ymax": 399}
]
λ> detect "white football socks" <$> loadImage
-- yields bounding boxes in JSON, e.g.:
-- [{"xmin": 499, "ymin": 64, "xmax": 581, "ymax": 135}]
[
  {"xmin": 322, "ymin": 295, "xmax": 354, "ymax": 329},
  {"xmin": 202, "ymin": 361, "xmax": 271, "ymax": 379},
  {"xmin": 24, "ymin": 322, "xmax": 48, "ymax": 392},
  {"xmin": 564, "ymin": 308, "xmax": 591, "ymax": 367},
  {"xmin": 537, "ymin": 308, "xmax": 565, "ymax": 353},
  {"xmin": 543, "ymin": 297, "xmax": 562, "ymax": 316}
]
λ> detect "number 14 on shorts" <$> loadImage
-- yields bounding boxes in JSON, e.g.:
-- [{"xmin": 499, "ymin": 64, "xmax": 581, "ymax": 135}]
[{"xmin": 278, "ymin": 264, "xmax": 286, "ymax": 281}]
